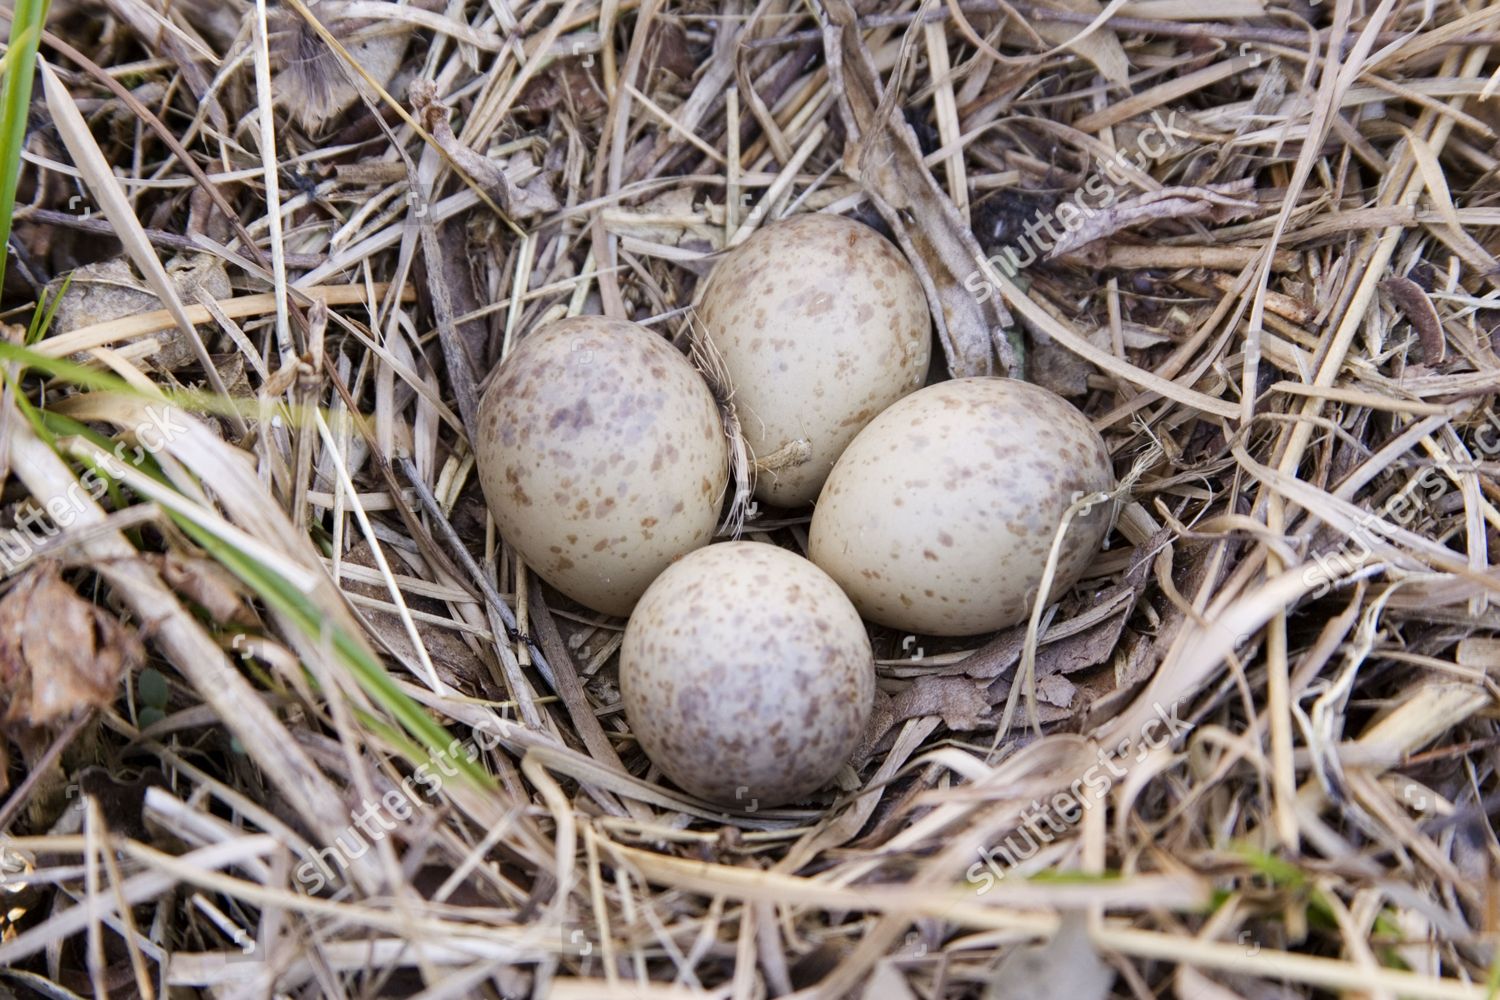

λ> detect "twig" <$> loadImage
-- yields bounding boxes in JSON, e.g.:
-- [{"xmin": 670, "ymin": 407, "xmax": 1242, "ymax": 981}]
[
  {"xmin": 397, "ymin": 455, "xmax": 558, "ymax": 699},
  {"xmin": 12, "ymin": 208, "xmax": 324, "ymax": 269}
]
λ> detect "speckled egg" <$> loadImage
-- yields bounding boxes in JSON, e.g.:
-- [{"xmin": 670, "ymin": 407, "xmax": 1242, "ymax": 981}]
[
  {"xmin": 697, "ymin": 214, "xmax": 931, "ymax": 507},
  {"xmin": 808, "ymin": 378, "xmax": 1115, "ymax": 637},
  {"xmin": 474, "ymin": 316, "xmax": 728, "ymax": 617},
  {"xmin": 620, "ymin": 542, "xmax": 875, "ymax": 807}
]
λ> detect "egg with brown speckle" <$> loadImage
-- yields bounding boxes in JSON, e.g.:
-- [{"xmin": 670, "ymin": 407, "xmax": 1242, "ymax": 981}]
[
  {"xmin": 621, "ymin": 542, "xmax": 875, "ymax": 807},
  {"xmin": 808, "ymin": 378, "xmax": 1115, "ymax": 637},
  {"xmin": 474, "ymin": 316, "xmax": 729, "ymax": 617},
  {"xmin": 697, "ymin": 214, "xmax": 931, "ymax": 507}
]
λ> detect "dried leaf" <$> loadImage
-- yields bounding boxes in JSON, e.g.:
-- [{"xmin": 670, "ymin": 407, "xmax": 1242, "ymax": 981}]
[
  {"xmin": 516, "ymin": 57, "xmax": 610, "ymax": 124},
  {"xmin": 822, "ymin": 0, "xmax": 1013, "ymax": 377},
  {"xmin": 1035, "ymin": 672, "xmax": 1078, "ymax": 708},
  {"xmin": 411, "ymin": 81, "xmax": 561, "ymax": 219},
  {"xmin": 946, "ymin": 579, "xmax": 1142, "ymax": 682},
  {"xmin": 897, "ymin": 674, "xmax": 993, "ymax": 730},
  {"xmin": 986, "ymin": 913, "xmax": 1114, "ymax": 1000},
  {"xmin": 1381, "ymin": 275, "xmax": 1446, "ymax": 364},
  {"xmin": 152, "ymin": 552, "xmax": 257, "ymax": 627},
  {"xmin": 645, "ymin": 19, "xmax": 698, "ymax": 87},
  {"xmin": 0, "ymin": 562, "xmax": 144, "ymax": 727},
  {"xmin": 857, "ymin": 675, "xmax": 993, "ymax": 755},
  {"xmin": 863, "ymin": 960, "xmax": 919, "ymax": 1000},
  {"xmin": 270, "ymin": 6, "xmax": 411, "ymax": 130},
  {"xmin": 1030, "ymin": 0, "xmax": 1130, "ymax": 84},
  {"xmin": 49, "ymin": 256, "xmax": 231, "ymax": 370},
  {"xmin": 1028, "ymin": 329, "xmax": 1097, "ymax": 398}
]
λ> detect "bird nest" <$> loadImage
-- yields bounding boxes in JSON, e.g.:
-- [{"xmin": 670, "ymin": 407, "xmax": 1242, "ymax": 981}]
[{"xmin": 1, "ymin": 0, "xmax": 1498, "ymax": 996}]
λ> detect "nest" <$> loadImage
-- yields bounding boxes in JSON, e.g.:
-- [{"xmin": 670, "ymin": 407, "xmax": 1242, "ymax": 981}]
[{"xmin": 1, "ymin": 0, "xmax": 1499, "ymax": 996}]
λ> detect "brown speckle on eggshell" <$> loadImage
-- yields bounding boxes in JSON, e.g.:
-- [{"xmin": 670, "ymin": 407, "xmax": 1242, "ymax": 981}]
[
  {"xmin": 620, "ymin": 541, "xmax": 875, "ymax": 807},
  {"xmin": 808, "ymin": 378, "xmax": 1115, "ymax": 637},
  {"xmin": 474, "ymin": 316, "xmax": 728, "ymax": 617}
]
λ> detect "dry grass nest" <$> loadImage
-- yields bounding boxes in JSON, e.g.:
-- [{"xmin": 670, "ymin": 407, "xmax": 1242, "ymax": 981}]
[{"xmin": 1, "ymin": 0, "xmax": 1500, "ymax": 996}]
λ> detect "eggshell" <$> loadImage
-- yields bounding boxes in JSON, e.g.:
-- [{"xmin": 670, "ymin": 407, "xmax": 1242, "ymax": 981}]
[
  {"xmin": 808, "ymin": 378, "xmax": 1115, "ymax": 637},
  {"xmin": 474, "ymin": 316, "xmax": 728, "ymax": 617},
  {"xmin": 697, "ymin": 213, "xmax": 931, "ymax": 506},
  {"xmin": 620, "ymin": 542, "xmax": 875, "ymax": 807}
]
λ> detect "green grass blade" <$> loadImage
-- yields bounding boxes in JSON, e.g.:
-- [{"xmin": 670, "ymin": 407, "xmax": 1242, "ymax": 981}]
[
  {"xmin": 181, "ymin": 521, "xmax": 494, "ymax": 790},
  {"xmin": 0, "ymin": 337, "xmax": 332, "ymax": 429},
  {"xmin": 26, "ymin": 271, "xmax": 69, "ymax": 344},
  {"xmin": 0, "ymin": 0, "xmax": 50, "ymax": 293},
  {"xmin": 1, "ymin": 298, "xmax": 496, "ymax": 793}
]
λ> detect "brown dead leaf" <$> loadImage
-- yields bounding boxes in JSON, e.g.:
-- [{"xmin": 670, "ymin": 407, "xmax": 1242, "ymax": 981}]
[
  {"xmin": 516, "ymin": 57, "xmax": 609, "ymax": 124},
  {"xmin": 943, "ymin": 537, "xmax": 1163, "ymax": 723},
  {"xmin": 855, "ymin": 675, "xmax": 993, "ymax": 760},
  {"xmin": 1007, "ymin": 605, "xmax": 1132, "ymax": 691},
  {"xmin": 1080, "ymin": 534, "xmax": 1221, "ymax": 731},
  {"xmin": 863, "ymin": 960, "xmax": 920, "ymax": 1000},
  {"xmin": 1029, "ymin": 0, "xmax": 1130, "ymax": 84},
  {"xmin": 0, "ymin": 561, "xmax": 144, "ymax": 727},
  {"xmin": 939, "ymin": 577, "xmax": 1141, "ymax": 683},
  {"xmin": 1047, "ymin": 179, "xmax": 1259, "ymax": 258},
  {"xmin": 1381, "ymin": 275, "xmax": 1446, "ymax": 364},
  {"xmin": 270, "ymin": 7, "xmax": 411, "ymax": 131},
  {"xmin": 1027, "ymin": 327, "xmax": 1097, "ymax": 398},
  {"xmin": 1077, "ymin": 629, "xmax": 1159, "ymax": 727},
  {"xmin": 822, "ymin": 0, "xmax": 1014, "ymax": 377},
  {"xmin": 212, "ymin": 353, "xmax": 254, "ymax": 397},
  {"xmin": 410, "ymin": 81, "xmax": 561, "ymax": 220},
  {"xmin": 1034, "ymin": 672, "xmax": 1078, "ymax": 708},
  {"xmin": 645, "ymin": 20, "xmax": 698, "ymax": 89},
  {"xmin": 893, "ymin": 674, "xmax": 993, "ymax": 730},
  {"xmin": 986, "ymin": 912, "xmax": 1114, "ymax": 1000},
  {"xmin": 152, "ymin": 552, "xmax": 258, "ymax": 627},
  {"xmin": 50, "ymin": 255, "xmax": 231, "ymax": 369}
]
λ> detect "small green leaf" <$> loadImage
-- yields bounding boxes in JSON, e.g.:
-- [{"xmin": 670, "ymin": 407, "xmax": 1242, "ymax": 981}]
[{"xmin": 138, "ymin": 667, "xmax": 169, "ymax": 709}]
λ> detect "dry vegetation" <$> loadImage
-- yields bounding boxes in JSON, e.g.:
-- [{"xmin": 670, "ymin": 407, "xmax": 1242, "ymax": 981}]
[{"xmin": 1, "ymin": 0, "xmax": 1500, "ymax": 996}]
